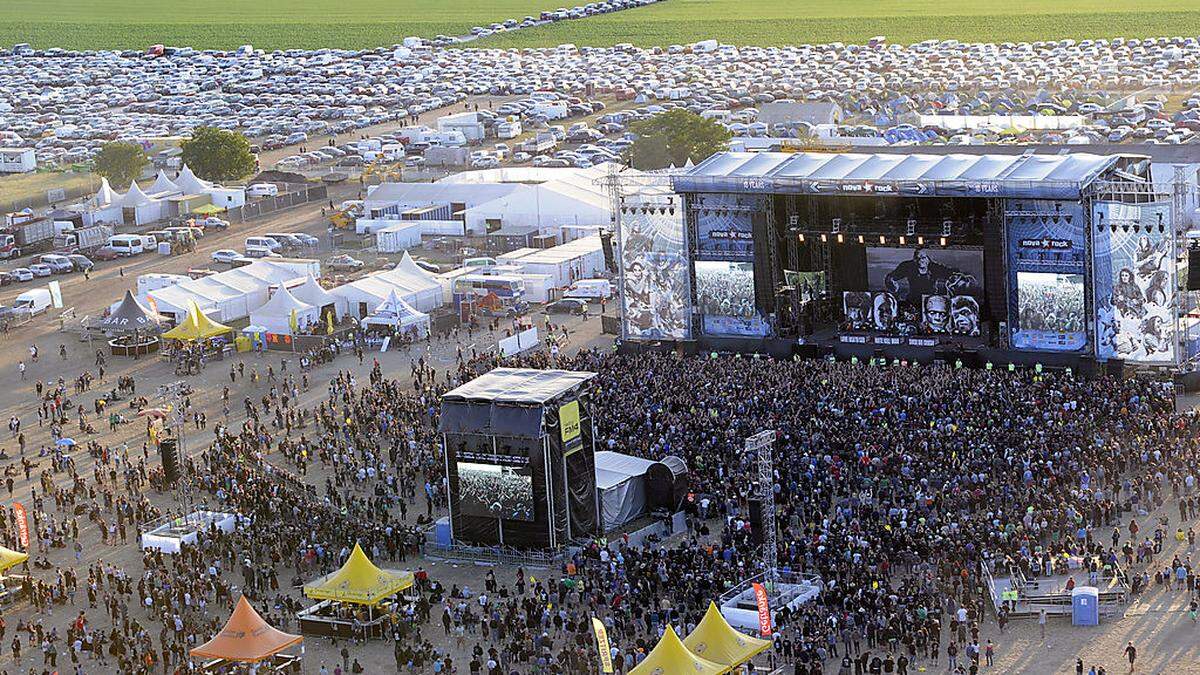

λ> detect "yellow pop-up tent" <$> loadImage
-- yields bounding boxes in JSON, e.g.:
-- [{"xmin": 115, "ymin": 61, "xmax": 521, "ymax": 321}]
[
  {"xmin": 303, "ymin": 543, "xmax": 414, "ymax": 605},
  {"xmin": 162, "ymin": 300, "xmax": 233, "ymax": 341},
  {"xmin": 631, "ymin": 625, "xmax": 728, "ymax": 675},
  {"xmin": 0, "ymin": 545, "xmax": 29, "ymax": 574},
  {"xmin": 191, "ymin": 203, "xmax": 225, "ymax": 215},
  {"xmin": 683, "ymin": 602, "xmax": 772, "ymax": 670}
]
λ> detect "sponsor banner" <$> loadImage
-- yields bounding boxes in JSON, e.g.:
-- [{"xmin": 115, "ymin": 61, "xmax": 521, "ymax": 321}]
[
  {"xmin": 1006, "ymin": 201, "xmax": 1088, "ymax": 351},
  {"xmin": 672, "ymin": 175, "xmax": 1085, "ymax": 200},
  {"xmin": 752, "ymin": 582, "xmax": 772, "ymax": 637},
  {"xmin": 697, "ymin": 261, "xmax": 769, "ymax": 337},
  {"xmin": 47, "ymin": 280, "xmax": 63, "ymax": 309},
  {"xmin": 592, "ymin": 618, "xmax": 614, "ymax": 673},
  {"xmin": 618, "ymin": 203, "xmax": 692, "ymax": 341},
  {"xmin": 559, "ymin": 400, "xmax": 581, "ymax": 444},
  {"xmin": 13, "ymin": 501, "xmax": 29, "ymax": 549},
  {"xmin": 1094, "ymin": 202, "xmax": 1175, "ymax": 363}
]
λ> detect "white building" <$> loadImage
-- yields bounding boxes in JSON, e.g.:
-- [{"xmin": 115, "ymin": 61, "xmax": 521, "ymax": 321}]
[{"xmin": 0, "ymin": 148, "xmax": 36, "ymax": 173}]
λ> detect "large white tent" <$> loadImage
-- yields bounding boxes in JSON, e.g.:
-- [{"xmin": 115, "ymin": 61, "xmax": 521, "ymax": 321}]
[
  {"xmin": 329, "ymin": 252, "xmax": 442, "ymax": 318},
  {"xmin": 248, "ymin": 285, "xmax": 318, "ymax": 335},
  {"xmin": 175, "ymin": 164, "xmax": 212, "ymax": 194},
  {"xmin": 362, "ymin": 290, "xmax": 430, "ymax": 338},
  {"xmin": 290, "ymin": 275, "xmax": 339, "ymax": 318},
  {"xmin": 148, "ymin": 169, "xmax": 181, "ymax": 196},
  {"xmin": 595, "ymin": 451, "xmax": 658, "ymax": 531},
  {"xmin": 146, "ymin": 260, "xmax": 318, "ymax": 323}
]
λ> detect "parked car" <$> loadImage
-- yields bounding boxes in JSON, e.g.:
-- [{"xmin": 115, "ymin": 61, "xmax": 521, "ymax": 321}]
[
  {"xmin": 545, "ymin": 298, "xmax": 589, "ymax": 315},
  {"xmin": 328, "ymin": 254, "xmax": 364, "ymax": 271},
  {"xmin": 39, "ymin": 254, "xmax": 75, "ymax": 274},
  {"xmin": 67, "ymin": 254, "xmax": 94, "ymax": 272},
  {"xmin": 290, "ymin": 233, "xmax": 320, "ymax": 247},
  {"xmin": 28, "ymin": 263, "xmax": 53, "ymax": 278},
  {"xmin": 0, "ymin": 272, "xmax": 13, "ymax": 286},
  {"xmin": 9, "ymin": 268, "xmax": 34, "ymax": 282},
  {"xmin": 211, "ymin": 249, "xmax": 246, "ymax": 265},
  {"xmin": 92, "ymin": 247, "xmax": 121, "ymax": 261},
  {"xmin": 200, "ymin": 217, "xmax": 230, "ymax": 230}
]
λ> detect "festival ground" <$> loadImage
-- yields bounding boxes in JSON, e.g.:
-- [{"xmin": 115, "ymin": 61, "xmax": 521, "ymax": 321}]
[{"xmin": 3, "ymin": 306, "xmax": 1200, "ymax": 673}]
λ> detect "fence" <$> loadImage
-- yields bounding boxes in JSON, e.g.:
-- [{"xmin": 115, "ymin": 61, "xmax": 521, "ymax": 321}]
[
  {"xmin": 1, "ymin": 175, "xmax": 99, "ymax": 214},
  {"xmin": 227, "ymin": 183, "xmax": 329, "ymax": 222}
]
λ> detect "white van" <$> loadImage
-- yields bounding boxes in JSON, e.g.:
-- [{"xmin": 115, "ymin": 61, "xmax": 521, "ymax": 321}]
[
  {"xmin": 247, "ymin": 183, "xmax": 279, "ymax": 197},
  {"xmin": 463, "ymin": 256, "xmax": 496, "ymax": 268},
  {"xmin": 13, "ymin": 289, "xmax": 52, "ymax": 316},
  {"xmin": 245, "ymin": 236, "xmax": 282, "ymax": 252},
  {"xmin": 107, "ymin": 234, "xmax": 145, "ymax": 256},
  {"xmin": 140, "ymin": 234, "xmax": 158, "ymax": 249},
  {"xmin": 563, "ymin": 278, "xmax": 612, "ymax": 300}
]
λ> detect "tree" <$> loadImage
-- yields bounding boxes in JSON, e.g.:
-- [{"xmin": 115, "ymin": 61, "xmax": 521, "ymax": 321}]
[
  {"xmin": 180, "ymin": 127, "xmax": 257, "ymax": 183},
  {"xmin": 92, "ymin": 142, "xmax": 149, "ymax": 187},
  {"xmin": 626, "ymin": 109, "xmax": 730, "ymax": 170}
]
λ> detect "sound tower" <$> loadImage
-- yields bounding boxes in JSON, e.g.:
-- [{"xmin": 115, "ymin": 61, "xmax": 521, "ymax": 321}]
[
  {"xmin": 747, "ymin": 498, "xmax": 765, "ymax": 546},
  {"xmin": 600, "ymin": 229, "xmax": 617, "ymax": 274},
  {"xmin": 159, "ymin": 438, "xmax": 181, "ymax": 484}
]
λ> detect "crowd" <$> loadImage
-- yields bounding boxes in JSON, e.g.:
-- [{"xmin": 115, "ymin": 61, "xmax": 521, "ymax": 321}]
[{"xmin": 2, "ymin": 327, "xmax": 1200, "ymax": 674}]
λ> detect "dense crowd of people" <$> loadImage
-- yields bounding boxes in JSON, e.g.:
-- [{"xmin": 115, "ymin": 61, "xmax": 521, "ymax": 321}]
[{"xmin": 2, "ymin": 330, "xmax": 1200, "ymax": 673}]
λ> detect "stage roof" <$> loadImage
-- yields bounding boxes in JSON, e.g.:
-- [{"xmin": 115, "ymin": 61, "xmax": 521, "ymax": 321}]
[
  {"xmin": 442, "ymin": 368, "xmax": 596, "ymax": 405},
  {"xmin": 674, "ymin": 151, "xmax": 1136, "ymax": 200}
]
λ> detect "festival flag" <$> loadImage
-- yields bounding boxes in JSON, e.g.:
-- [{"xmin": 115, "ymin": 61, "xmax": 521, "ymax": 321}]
[
  {"xmin": 752, "ymin": 582, "xmax": 772, "ymax": 637},
  {"xmin": 591, "ymin": 618, "xmax": 614, "ymax": 673},
  {"xmin": 326, "ymin": 311, "xmax": 334, "ymax": 335},
  {"xmin": 289, "ymin": 308, "xmax": 298, "ymax": 333},
  {"xmin": 13, "ymin": 501, "xmax": 29, "ymax": 549}
]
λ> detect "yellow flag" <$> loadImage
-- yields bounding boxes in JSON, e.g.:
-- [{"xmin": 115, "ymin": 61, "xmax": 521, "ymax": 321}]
[
  {"xmin": 289, "ymin": 308, "xmax": 298, "ymax": 333},
  {"xmin": 592, "ymin": 618, "xmax": 613, "ymax": 673},
  {"xmin": 326, "ymin": 311, "xmax": 334, "ymax": 335}
]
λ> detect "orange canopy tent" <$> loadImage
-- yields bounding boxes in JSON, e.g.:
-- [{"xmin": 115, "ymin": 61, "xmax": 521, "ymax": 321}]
[{"xmin": 190, "ymin": 595, "xmax": 303, "ymax": 663}]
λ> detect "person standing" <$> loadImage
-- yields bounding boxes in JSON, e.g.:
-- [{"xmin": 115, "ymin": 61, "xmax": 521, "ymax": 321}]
[{"xmin": 1038, "ymin": 608, "xmax": 1047, "ymax": 640}]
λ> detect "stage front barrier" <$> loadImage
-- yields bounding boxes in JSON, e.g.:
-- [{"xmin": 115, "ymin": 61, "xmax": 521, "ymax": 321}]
[
  {"xmin": 717, "ymin": 570, "xmax": 823, "ymax": 633},
  {"xmin": 140, "ymin": 510, "xmax": 237, "ymax": 554}
]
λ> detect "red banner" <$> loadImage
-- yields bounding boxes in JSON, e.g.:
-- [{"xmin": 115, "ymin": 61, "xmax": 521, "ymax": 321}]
[
  {"xmin": 13, "ymin": 501, "xmax": 29, "ymax": 549},
  {"xmin": 752, "ymin": 582, "xmax": 772, "ymax": 637}
]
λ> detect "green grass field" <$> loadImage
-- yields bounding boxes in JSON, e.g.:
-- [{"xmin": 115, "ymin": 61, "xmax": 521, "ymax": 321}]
[{"xmin": 2, "ymin": 0, "xmax": 1199, "ymax": 50}]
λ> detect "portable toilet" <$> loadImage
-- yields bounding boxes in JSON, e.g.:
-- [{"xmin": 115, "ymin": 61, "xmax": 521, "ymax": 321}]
[{"xmin": 1072, "ymin": 586, "xmax": 1099, "ymax": 626}]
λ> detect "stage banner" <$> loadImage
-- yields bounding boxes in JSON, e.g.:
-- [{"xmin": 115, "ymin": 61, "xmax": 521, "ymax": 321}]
[
  {"xmin": 1093, "ymin": 202, "xmax": 1175, "ymax": 363},
  {"xmin": 13, "ymin": 501, "xmax": 29, "ymax": 549},
  {"xmin": 693, "ymin": 193, "xmax": 767, "ymax": 262},
  {"xmin": 752, "ymin": 582, "xmax": 772, "ymax": 637},
  {"xmin": 618, "ymin": 199, "xmax": 692, "ymax": 341},
  {"xmin": 697, "ymin": 261, "xmax": 770, "ymax": 336},
  {"xmin": 592, "ymin": 618, "xmax": 614, "ymax": 673},
  {"xmin": 559, "ymin": 400, "xmax": 581, "ymax": 444},
  {"xmin": 867, "ymin": 247, "xmax": 983, "ymax": 307},
  {"xmin": 1006, "ymin": 201, "xmax": 1088, "ymax": 351}
]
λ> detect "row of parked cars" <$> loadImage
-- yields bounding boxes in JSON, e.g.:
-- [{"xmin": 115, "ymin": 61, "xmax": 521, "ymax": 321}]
[
  {"xmin": 1, "ymin": 253, "xmax": 93, "ymax": 285},
  {"xmin": 455, "ymin": 0, "xmax": 665, "ymax": 44}
]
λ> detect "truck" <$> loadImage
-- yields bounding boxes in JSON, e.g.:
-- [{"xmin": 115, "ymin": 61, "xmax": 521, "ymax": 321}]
[
  {"xmin": 53, "ymin": 224, "xmax": 113, "ymax": 254},
  {"xmin": 0, "ymin": 216, "xmax": 56, "ymax": 258},
  {"xmin": 519, "ymin": 132, "xmax": 558, "ymax": 155}
]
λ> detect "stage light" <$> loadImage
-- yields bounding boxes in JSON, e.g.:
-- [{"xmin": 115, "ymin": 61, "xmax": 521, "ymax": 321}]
[
  {"xmin": 837, "ymin": 233, "xmax": 844, "ymax": 244},
  {"xmin": 798, "ymin": 233, "xmax": 805, "ymax": 242},
  {"xmin": 857, "ymin": 235, "xmax": 865, "ymax": 244},
  {"xmin": 820, "ymin": 233, "xmax": 827, "ymax": 243},
  {"xmin": 939, "ymin": 237, "xmax": 947, "ymax": 247},
  {"xmin": 918, "ymin": 236, "xmax": 924, "ymax": 245},
  {"xmin": 899, "ymin": 236, "xmax": 906, "ymax": 245},
  {"xmin": 879, "ymin": 235, "xmax": 885, "ymax": 244}
]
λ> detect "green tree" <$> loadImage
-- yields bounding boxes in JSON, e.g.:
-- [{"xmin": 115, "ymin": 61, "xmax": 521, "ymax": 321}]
[
  {"xmin": 626, "ymin": 109, "xmax": 730, "ymax": 170},
  {"xmin": 180, "ymin": 127, "xmax": 257, "ymax": 183},
  {"xmin": 92, "ymin": 142, "xmax": 149, "ymax": 187}
]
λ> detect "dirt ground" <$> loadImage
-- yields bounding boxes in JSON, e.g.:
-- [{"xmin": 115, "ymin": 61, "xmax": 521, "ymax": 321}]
[{"xmin": 2, "ymin": 228, "xmax": 1200, "ymax": 673}]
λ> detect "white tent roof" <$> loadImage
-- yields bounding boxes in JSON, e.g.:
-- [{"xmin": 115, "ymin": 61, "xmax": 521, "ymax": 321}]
[
  {"xmin": 594, "ymin": 451, "xmax": 657, "ymax": 490},
  {"xmin": 363, "ymin": 290, "xmax": 428, "ymax": 328},
  {"xmin": 395, "ymin": 251, "xmax": 436, "ymax": 281},
  {"xmin": 254, "ymin": 285, "xmax": 312, "ymax": 316},
  {"xmin": 93, "ymin": 177, "xmax": 117, "ymax": 207},
  {"xmin": 291, "ymin": 274, "xmax": 338, "ymax": 309},
  {"xmin": 175, "ymin": 164, "xmax": 212, "ymax": 193},
  {"xmin": 119, "ymin": 180, "xmax": 155, "ymax": 208},
  {"xmin": 249, "ymin": 285, "xmax": 317, "ymax": 334},
  {"xmin": 148, "ymin": 170, "xmax": 181, "ymax": 196}
]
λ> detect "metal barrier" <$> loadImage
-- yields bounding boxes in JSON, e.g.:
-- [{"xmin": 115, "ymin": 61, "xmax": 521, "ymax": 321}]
[{"xmin": 424, "ymin": 536, "xmax": 562, "ymax": 568}]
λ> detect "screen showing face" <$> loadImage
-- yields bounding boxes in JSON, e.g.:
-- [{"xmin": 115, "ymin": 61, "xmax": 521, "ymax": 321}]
[{"xmin": 456, "ymin": 460, "xmax": 534, "ymax": 521}]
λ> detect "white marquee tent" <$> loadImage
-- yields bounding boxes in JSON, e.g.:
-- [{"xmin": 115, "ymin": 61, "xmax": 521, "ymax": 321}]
[
  {"xmin": 146, "ymin": 260, "xmax": 317, "ymax": 323},
  {"xmin": 595, "ymin": 451, "xmax": 658, "ymax": 531},
  {"xmin": 362, "ymin": 290, "xmax": 430, "ymax": 337},
  {"xmin": 290, "ymin": 275, "xmax": 339, "ymax": 318},
  {"xmin": 248, "ymin": 285, "xmax": 318, "ymax": 335},
  {"xmin": 330, "ymin": 252, "xmax": 442, "ymax": 318}
]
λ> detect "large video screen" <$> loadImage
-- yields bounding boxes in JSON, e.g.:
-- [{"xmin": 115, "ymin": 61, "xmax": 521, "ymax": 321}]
[
  {"xmin": 619, "ymin": 205, "xmax": 692, "ymax": 340},
  {"xmin": 844, "ymin": 291, "xmax": 978, "ymax": 336},
  {"xmin": 693, "ymin": 194, "xmax": 763, "ymax": 261},
  {"xmin": 1014, "ymin": 272, "xmax": 1085, "ymax": 350},
  {"xmin": 867, "ymin": 247, "xmax": 983, "ymax": 306},
  {"xmin": 456, "ymin": 459, "xmax": 534, "ymax": 521},
  {"xmin": 697, "ymin": 260, "xmax": 768, "ymax": 336}
]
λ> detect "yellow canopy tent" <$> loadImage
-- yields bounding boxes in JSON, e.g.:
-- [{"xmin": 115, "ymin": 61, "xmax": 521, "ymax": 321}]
[
  {"xmin": 630, "ymin": 625, "xmax": 728, "ymax": 675},
  {"xmin": 162, "ymin": 300, "xmax": 233, "ymax": 341},
  {"xmin": 0, "ymin": 546, "xmax": 29, "ymax": 574},
  {"xmin": 683, "ymin": 602, "xmax": 772, "ymax": 670},
  {"xmin": 192, "ymin": 203, "xmax": 225, "ymax": 215},
  {"xmin": 303, "ymin": 543, "xmax": 414, "ymax": 605}
]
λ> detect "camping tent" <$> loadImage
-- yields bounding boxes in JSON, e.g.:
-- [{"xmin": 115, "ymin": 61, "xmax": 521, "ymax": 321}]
[
  {"xmin": 594, "ymin": 451, "xmax": 657, "ymax": 531},
  {"xmin": 162, "ymin": 301, "xmax": 233, "ymax": 341},
  {"xmin": 362, "ymin": 290, "xmax": 430, "ymax": 338},
  {"xmin": 248, "ymin": 286, "xmax": 318, "ymax": 335},
  {"xmin": 630, "ymin": 625, "xmax": 728, "ymax": 675},
  {"xmin": 0, "ymin": 546, "xmax": 28, "ymax": 574},
  {"xmin": 291, "ymin": 275, "xmax": 339, "ymax": 319},
  {"xmin": 683, "ymin": 602, "xmax": 772, "ymax": 670},
  {"xmin": 303, "ymin": 543, "xmax": 414, "ymax": 605},
  {"xmin": 190, "ymin": 595, "xmax": 303, "ymax": 663},
  {"xmin": 99, "ymin": 290, "xmax": 165, "ymax": 334}
]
